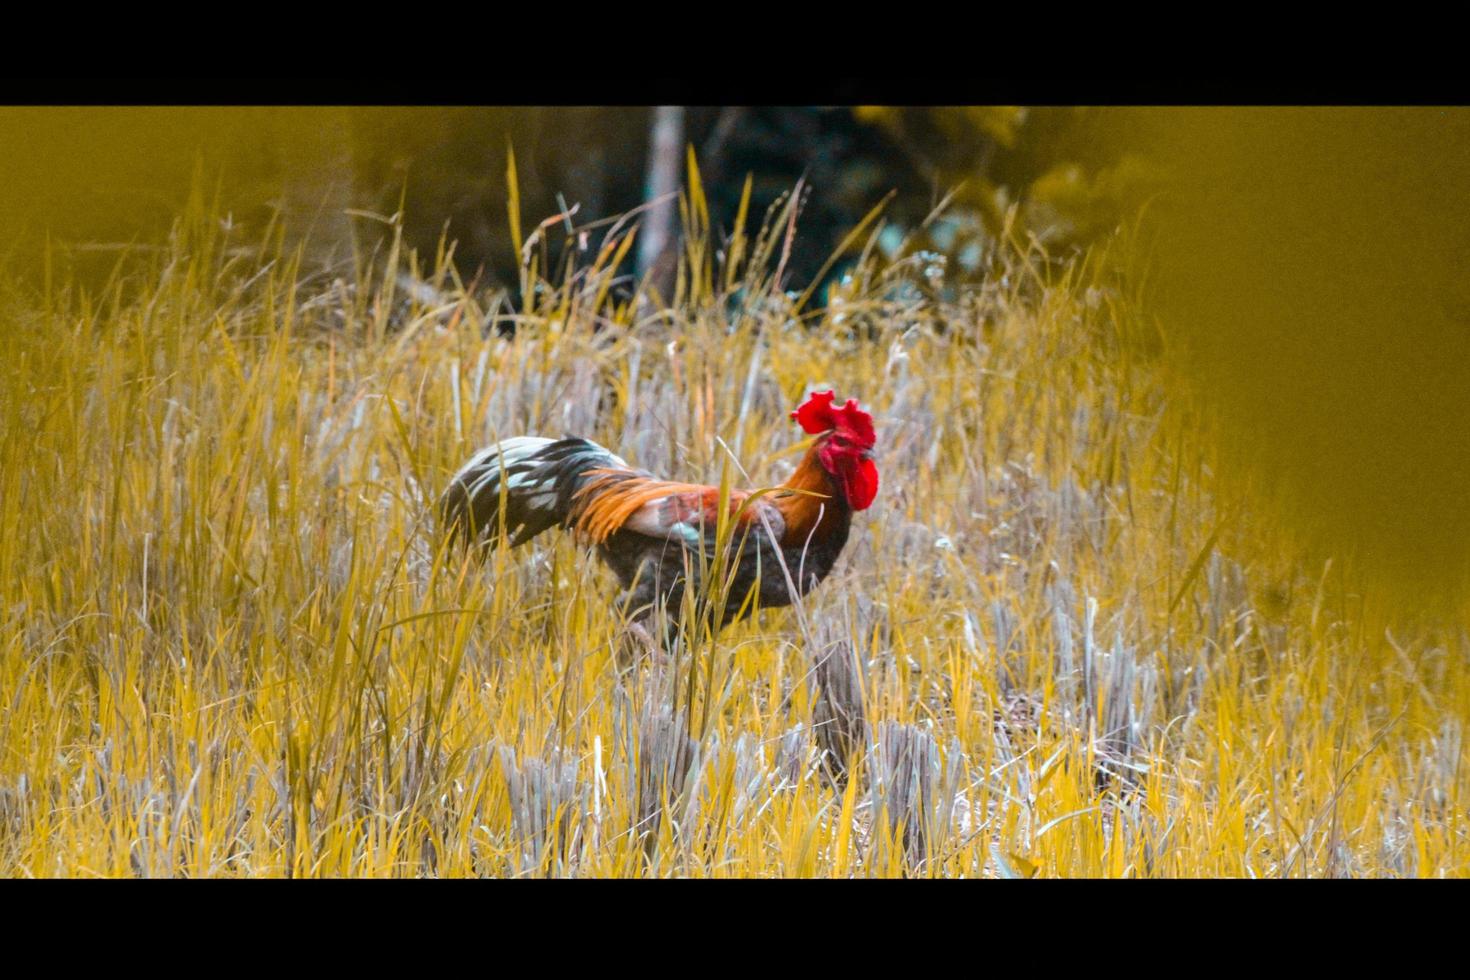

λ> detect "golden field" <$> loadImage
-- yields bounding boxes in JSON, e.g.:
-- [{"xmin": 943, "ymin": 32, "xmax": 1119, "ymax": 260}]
[{"xmin": 1, "ymin": 182, "xmax": 1466, "ymax": 878}]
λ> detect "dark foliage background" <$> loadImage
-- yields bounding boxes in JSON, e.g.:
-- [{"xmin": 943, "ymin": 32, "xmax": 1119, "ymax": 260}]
[{"xmin": 0, "ymin": 106, "xmax": 1147, "ymax": 290}]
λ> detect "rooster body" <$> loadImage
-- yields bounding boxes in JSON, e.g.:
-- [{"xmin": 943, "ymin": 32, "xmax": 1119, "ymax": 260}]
[{"xmin": 440, "ymin": 392, "xmax": 878, "ymax": 639}]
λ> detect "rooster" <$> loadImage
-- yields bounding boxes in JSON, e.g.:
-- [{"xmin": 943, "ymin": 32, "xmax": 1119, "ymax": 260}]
[{"xmin": 439, "ymin": 390, "xmax": 878, "ymax": 645}]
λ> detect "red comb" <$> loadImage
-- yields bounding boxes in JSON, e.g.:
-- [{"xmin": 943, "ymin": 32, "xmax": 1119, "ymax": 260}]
[{"xmin": 791, "ymin": 390, "xmax": 875, "ymax": 447}]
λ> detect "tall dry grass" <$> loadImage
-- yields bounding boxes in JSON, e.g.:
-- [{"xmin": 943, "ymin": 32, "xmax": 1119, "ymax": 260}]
[{"xmin": 1, "ymin": 168, "xmax": 1466, "ymax": 877}]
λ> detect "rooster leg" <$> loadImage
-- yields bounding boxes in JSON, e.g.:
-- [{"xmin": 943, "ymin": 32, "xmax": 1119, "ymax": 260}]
[
  {"xmin": 613, "ymin": 586, "xmax": 669, "ymax": 670},
  {"xmin": 619, "ymin": 619, "xmax": 667, "ymax": 670}
]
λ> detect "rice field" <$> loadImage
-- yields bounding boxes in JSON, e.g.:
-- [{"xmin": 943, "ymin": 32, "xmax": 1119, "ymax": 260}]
[{"xmin": 1, "ymin": 183, "xmax": 1466, "ymax": 877}]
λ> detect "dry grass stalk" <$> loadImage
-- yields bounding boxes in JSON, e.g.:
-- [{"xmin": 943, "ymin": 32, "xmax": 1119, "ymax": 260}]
[
  {"xmin": 628, "ymin": 700, "xmax": 697, "ymax": 858},
  {"xmin": 498, "ymin": 746, "xmax": 582, "ymax": 876},
  {"xmin": 811, "ymin": 640, "xmax": 869, "ymax": 788},
  {"xmin": 869, "ymin": 721, "xmax": 964, "ymax": 874}
]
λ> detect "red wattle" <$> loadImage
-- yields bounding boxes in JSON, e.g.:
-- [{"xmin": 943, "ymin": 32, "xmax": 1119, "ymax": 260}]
[{"xmin": 844, "ymin": 458, "xmax": 879, "ymax": 511}]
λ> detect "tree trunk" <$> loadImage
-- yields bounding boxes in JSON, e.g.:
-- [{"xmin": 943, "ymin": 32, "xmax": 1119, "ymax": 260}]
[{"xmin": 637, "ymin": 106, "xmax": 684, "ymax": 303}]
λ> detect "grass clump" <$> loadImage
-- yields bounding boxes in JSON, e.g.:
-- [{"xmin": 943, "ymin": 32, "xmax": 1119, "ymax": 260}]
[{"xmin": 0, "ymin": 177, "xmax": 1467, "ymax": 878}]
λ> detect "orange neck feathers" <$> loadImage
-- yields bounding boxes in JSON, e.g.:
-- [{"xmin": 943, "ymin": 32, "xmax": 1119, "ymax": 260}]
[{"xmin": 774, "ymin": 442, "xmax": 845, "ymax": 546}]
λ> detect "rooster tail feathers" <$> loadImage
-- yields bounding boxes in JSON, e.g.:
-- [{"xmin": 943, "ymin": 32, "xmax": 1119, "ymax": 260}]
[
  {"xmin": 440, "ymin": 436, "xmax": 632, "ymax": 549},
  {"xmin": 439, "ymin": 436, "xmax": 554, "ymax": 547}
]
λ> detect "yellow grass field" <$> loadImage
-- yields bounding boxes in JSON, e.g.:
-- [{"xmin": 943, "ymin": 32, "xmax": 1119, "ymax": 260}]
[{"xmin": 1, "ymin": 187, "xmax": 1466, "ymax": 877}]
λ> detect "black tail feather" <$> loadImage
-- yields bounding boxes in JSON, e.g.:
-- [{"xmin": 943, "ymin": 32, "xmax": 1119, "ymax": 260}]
[{"xmin": 439, "ymin": 436, "xmax": 631, "ymax": 551}]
